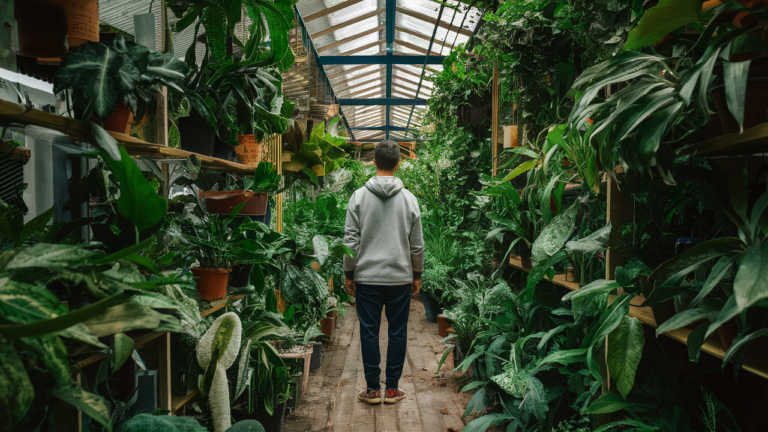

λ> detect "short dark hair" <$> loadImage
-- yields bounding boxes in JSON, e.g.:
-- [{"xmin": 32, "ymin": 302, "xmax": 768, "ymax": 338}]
[{"xmin": 374, "ymin": 140, "xmax": 400, "ymax": 170}]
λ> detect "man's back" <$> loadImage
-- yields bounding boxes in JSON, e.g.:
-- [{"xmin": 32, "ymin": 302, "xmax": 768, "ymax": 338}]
[{"xmin": 343, "ymin": 176, "xmax": 424, "ymax": 286}]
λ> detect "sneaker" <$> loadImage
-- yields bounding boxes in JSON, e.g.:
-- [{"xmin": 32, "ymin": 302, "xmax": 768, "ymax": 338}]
[
  {"xmin": 357, "ymin": 389, "xmax": 382, "ymax": 404},
  {"xmin": 384, "ymin": 389, "xmax": 406, "ymax": 404}
]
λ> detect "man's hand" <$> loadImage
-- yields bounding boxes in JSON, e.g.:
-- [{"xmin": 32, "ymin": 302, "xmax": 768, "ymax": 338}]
[
  {"xmin": 344, "ymin": 278, "xmax": 355, "ymax": 297},
  {"xmin": 412, "ymin": 278, "xmax": 421, "ymax": 296}
]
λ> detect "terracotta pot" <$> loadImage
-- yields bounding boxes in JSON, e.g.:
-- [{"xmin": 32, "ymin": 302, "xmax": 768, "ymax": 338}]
[
  {"xmin": 320, "ymin": 317, "xmax": 335, "ymax": 339},
  {"xmin": 191, "ymin": 267, "xmax": 229, "ymax": 301},
  {"xmin": 102, "ymin": 101, "xmax": 134, "ymax": 134},
  {"xmin": 711, "ymin": 78, "xmax": 768, "ymax": 134},
  {"xmin": 717, "ymin": 321, "xmax": 739, "ymax": 350},
  {"xmin": 437, "ymin": 314, "xmax": 450, "ymax": 338},
  {"xmin": 197, "ymin": 190, "xmax": 268, "ymax": 216},
  {"xmin": 48, "ymin": 0, "xmax": 100, "ymax": 48},
  {"xmin": 235, "ymin": 134, "xmax": 264, "ymax": 167},
  {"xmin": 15, "ymin": 1, "xmax": 68, "ymax": 58}
]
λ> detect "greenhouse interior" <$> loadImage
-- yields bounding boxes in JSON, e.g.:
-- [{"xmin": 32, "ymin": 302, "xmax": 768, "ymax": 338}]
[{"xmin": 2, "ymin": 0, "xmax": 768, "ymax": 431}]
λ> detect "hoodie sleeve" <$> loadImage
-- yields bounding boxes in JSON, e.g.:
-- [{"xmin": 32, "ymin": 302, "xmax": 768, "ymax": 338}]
[
  {"xmin": 343, "ymin": 192, "xmax": 360, "ymax": 280},
  {"xmin": 410, "ymin": 211, "xmax": 424, "ymax": 279}
]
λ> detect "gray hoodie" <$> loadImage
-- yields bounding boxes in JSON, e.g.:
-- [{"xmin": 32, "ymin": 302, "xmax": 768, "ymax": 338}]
[{"xmin": 343, "ymin": 176, "xmax": 424, "ymax": 286}]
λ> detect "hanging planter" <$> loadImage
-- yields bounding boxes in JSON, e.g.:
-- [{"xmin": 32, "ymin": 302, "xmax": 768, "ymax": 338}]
[
  {"xmin": 15, "ymin": 1, "xmax": 68, "ymax": 58},
  {"xmin": 191, "ymin": 267, "xmax": 229, "ymax": 301},
  {"xmin": 235, "ymin": 134, "xmax": 264, "ymax": 167},
  {"xmin": 50, "ymin": 0, "xmax": 100, "ymax": 48}
]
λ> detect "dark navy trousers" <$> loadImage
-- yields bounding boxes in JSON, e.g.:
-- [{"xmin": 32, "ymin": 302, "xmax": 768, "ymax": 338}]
[{"xmin": 355, "ymin": 283, "xmax": 411, "ymax": 391}]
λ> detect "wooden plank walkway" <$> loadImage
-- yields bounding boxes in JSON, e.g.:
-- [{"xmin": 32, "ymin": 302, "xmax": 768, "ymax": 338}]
[{"xmin": 284, "ymin": 299, "xmax": 472, "ymax": 432}]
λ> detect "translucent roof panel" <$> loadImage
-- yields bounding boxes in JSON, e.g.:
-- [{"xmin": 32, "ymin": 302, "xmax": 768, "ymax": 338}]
[{"xmin": 296, "ymin": 0, "xmax": 482, "ymax": 139}]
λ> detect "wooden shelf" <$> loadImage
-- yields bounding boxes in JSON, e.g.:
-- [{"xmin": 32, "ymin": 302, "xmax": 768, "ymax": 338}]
[
  {"xmin": 199, "ymin": 294, "xmax": 247, "ymax": 318},
  {"xmin": 509, "ymin": 256, "xmax": 768, "ymax": 379},
  {"xmin": 75, "ymin": 331, "xmax": 170, "ymax": 368},
  {"xmin": 677, "ymin": 123, "xmax": 768, "ymax": 157},
  {"xmin": 0, "ymin": 99, "xmax": 259, "ymax": 175},
  {"xmin": 172, "ymin": 389, "xmax": 200, "ymax": 412},
  {"xmin": 508, "ymin": 256, "xmax": 581, "ymax": 291}
]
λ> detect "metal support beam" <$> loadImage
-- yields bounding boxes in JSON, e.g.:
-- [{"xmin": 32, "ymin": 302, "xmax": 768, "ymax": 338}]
[
  {"xmin": 385, "ymin": 0, "xmax": 395, "ymax": 139},
  {"xmin": 328, "ymin": 64, "xmax": 381, "ymax": 80},
  {"xmin": 396, "ymin": 7, "xmax": 472, "ymax": 36},
  {"xmin": 321, "ymin": 55, "xmax": 446, "ymax": 65},
  {"xmin": 312, "ymin": 8, "xmax": 386, "ymax": 38},
  {"xmin": 345, "ymin": 126, "xmax": 406, "ymax": 131},
  {"xmin": 318, "ymin": 25, "xmax": 387, "ymax": 52},
  {"xmin": 338, "ymin": 98, "xmax": 427, "ymax": 106},
  {"xmin": 304, "ymin": 0, "xmax": 366, "ymax": 22}
]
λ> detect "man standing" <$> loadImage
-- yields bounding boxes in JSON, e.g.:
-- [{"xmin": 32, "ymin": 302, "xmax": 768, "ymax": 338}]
[{"xmin": 343, "ymin": 140, "xmax": 424, "ymax": 405}]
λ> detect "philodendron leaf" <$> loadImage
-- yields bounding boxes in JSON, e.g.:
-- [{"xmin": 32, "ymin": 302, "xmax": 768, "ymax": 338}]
[
  {"xmin": 566, "ymin": 222, "xmax": 612, "ymax": 253},
  {"xmin": 46, "ymin": 386, "xmax": 112, "ymax": 430},
  {"xmin": 623, "ymin": 0, "xmax": 704, "ymax": 50},
  {"xmin": 101, "ymin": 146, "xmax": 167, "ymax": 232},
  {"xmin": 113, "ymin": 333, "xmax": 135, "ymax": 373},
  {"xmin": 55, "ymin": 39, "xmax": 146, "ymax": 120},
  {"xmin": 732, "ymin": 242, "xmax": 768, "ymax": 313},
  {"xmin": 607, "ymin": 316, "xmax": 644, "ymax": 399}
]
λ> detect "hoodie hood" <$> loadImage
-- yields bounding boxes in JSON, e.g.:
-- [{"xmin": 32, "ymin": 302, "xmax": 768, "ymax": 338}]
[{"xmin": 365, "ymin": 176, "xmax": 404, "ymax": 198}]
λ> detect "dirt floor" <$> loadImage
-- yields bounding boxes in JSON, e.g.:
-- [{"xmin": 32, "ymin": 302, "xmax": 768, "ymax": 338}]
[{"xmin": 283, "ymin": 298, "xmax": 474, "ymax": 432}]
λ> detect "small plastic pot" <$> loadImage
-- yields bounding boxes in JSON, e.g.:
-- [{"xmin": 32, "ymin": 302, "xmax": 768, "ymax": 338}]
[
  {"xmin": 437, "ymin": 314, "xmax": 450, "ymax": 338},
  {"xmin": 179, "ymin": 108, "xmax": 216, "ymax": 156},
  {"xmin": 309, "ymin": 344, "xmax": 322, "ymax": 373},
  {"xmin": 191, "ymin": 267, "xmax": 229, "ymax": 301},
  {"xmin": 229, "ymin": 264, "xmax": 253, "ymax": 288},
  {"xmin": 717, "ymin": 321, "xmax": 739, "ymax": 350},
  {"xmin": 420, "ymin": 291, "xmax": 439, "ymax": 323}
]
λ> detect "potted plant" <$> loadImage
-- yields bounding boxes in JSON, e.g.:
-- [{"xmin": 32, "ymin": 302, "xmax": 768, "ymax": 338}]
[
  {"xmin": 171, "ymin": 0, "xmax": 296, "ymax": 156},
  {"xmin": 54, "ymin": 34, "xmax": 189, "ymax": 150},
  {"xmin": 196, "ymin": 162, "xmax": 281, "ymax": 216},
  {"xmin": 175, "ymin": 202, "xmax": 274, "ymax": 300}
]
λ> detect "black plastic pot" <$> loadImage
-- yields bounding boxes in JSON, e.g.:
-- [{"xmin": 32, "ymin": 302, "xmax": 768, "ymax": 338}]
[
  {"xmin": 420, "ymin": 291, "xmax": 439, "ymax": 323},
  {"xmin": 229, "ymin": 264, "xmax": 253, "ymax": 288},
  {"xmin": 309, "ymin": 344, "xmax": 322, "ymax": 373},
  {"xmin": 238, "ymin": 401, "xmax": 286, "ymax": 432},
  {"xmin": 213, "ymin": 126, "xmax": 237, "ymax": 162},
  {"xmin": 178, "ymin": 108, "xmax": 216, "ymax": 156}
]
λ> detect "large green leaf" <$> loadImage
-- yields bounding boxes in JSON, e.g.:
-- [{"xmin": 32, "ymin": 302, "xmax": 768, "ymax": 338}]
[
  {"xmin": 226, "ymin": 420, "xmax": 267, "ymax": 432},
  {"xmin": 623, "ymin": 0, "xmax": 705, "ymax": 50},
  {"xmin": 83, "ymin": 302, "xmax": 173, "ymax": 337},
  {"xmin": 0, "ymin": 291, "xmax": 129, "ymax": 338},
  {"xmin": 584, "ymin": 392, "xmax": 634, "ymax": 414},
  {"xmin": 656, "ymin": 308, "xmax": 718, "ymax": 336},
  {"xmin": 723, "ymin": 60, "xmax": 750, "ymax": 133},
  {"xmin": 732, "ymin": 242, "xmax": 768, "ymax": 313},
  {"xmin": 588, "ymin": 294, "xmax": 633, "ymax": 349},
  {"xmin": 120, "ymin": 414, "xmax": 208, "ymax": 432},
  {"xmin": 101, "ymin": 146, "xmax": 168, "ymax": 233},
  {"xmin": 566, "ymin": 223, "xmax": 611, "ymax": 253},
  {"xmin": 0, "ymin": 343, "xmax": 34, "ymax": 431},
  {"xmin": 722, "ymin": 328, "xmax": 768, "ymax": 366},
  {"xmin": 46, "ymin": 387, "xmax": 112, "ymax": 430},
  {"xmin": 649, "ymin": 237, "xmax": 745, "ymax": 285},
  {"xmin": 113, "ymin": 333, "xmax": 135, "ymax": 373},
  {"xmin": 607, "ymin": 316, "xmax": 644, "ymax": 398},
  {"xmin": 531, "ymin": 204, "xmax": 576, "ymax": 261},
  {"xmin": 16, "ymin": 206, "xmax": 54, "ymax": 247}
]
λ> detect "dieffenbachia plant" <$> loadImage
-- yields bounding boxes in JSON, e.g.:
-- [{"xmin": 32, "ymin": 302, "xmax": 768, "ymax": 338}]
[{"xmin": 197, "ymin": 312, "xmax": 243, "ymax": 432}]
